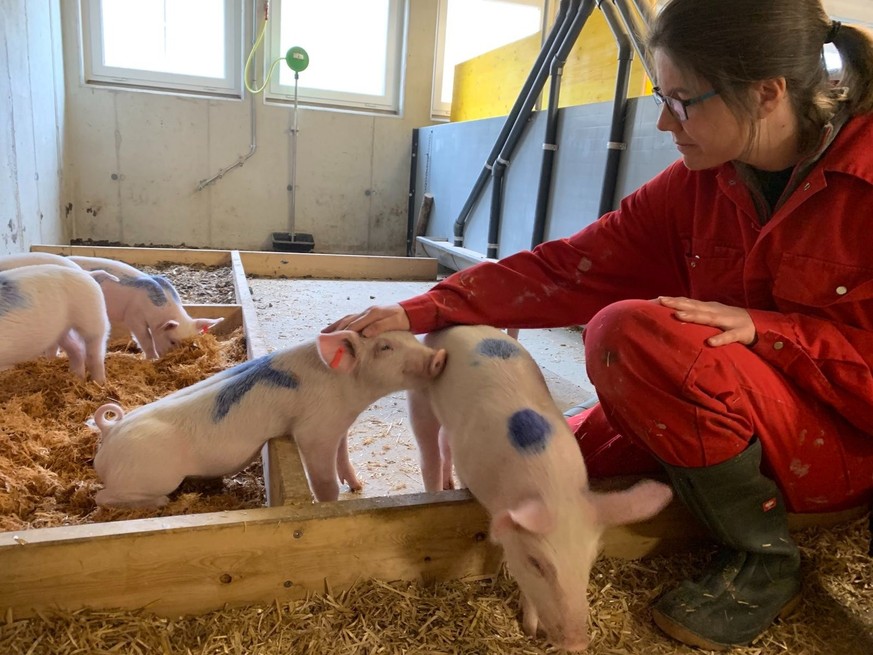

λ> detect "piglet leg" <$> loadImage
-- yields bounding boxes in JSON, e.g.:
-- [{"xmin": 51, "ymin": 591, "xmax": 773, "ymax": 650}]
[
  {"xmin": 336, "ymin": 431, "xmax": 363, "ymax": 492},
  {"xmin": 407, "ymin": 388, "xmax": 445, "ymax": 493},
  {"xmin": 58, "ymin": 330, "xmax": 86, "ymax": 378}
]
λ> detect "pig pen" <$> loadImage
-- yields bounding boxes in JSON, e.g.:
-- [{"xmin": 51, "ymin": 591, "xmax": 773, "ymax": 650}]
[{"xmin": 0, "ymin": 245, "xmax": 870, "ymax": 655}]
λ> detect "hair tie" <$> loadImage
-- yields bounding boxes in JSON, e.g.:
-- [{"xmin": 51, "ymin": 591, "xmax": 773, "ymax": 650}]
[{"xmin": 825, "ymin": 20, "xmax": 842, "ymax": 44}]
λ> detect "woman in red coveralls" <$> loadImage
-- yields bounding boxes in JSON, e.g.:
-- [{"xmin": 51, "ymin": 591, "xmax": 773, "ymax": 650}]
[{"xmin": 327, "ymin": 0, "xmax": 873, "ymax": 649}]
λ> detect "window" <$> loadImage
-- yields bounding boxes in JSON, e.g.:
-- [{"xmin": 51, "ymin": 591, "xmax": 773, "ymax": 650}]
[
  {"xmin": 81, "ymin": 0, "xmax": 243, "ymax": 97},
  {"xmin": 266, "ymin": 0, "xmax": 407, "ymax": 114},
  {"xmin": 432, "ymin": 0, "xmax": 544, "ymax": 118}
]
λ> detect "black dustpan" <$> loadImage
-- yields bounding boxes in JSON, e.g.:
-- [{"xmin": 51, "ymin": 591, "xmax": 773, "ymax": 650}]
[{"xmin": 272, "ymin": 231, "xmax": 315, "ymax": 253}]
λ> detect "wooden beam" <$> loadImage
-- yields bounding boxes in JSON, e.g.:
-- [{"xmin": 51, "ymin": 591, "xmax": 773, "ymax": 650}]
[
  {"xmin": 238, "ymin": 250, "xmax": 438, "ymax": 281},
  {"xmin": 0, "ymin": 492, "xmax": 500, "ymax": 619},
  {"xmin": 265, "ymin": 436, "xmax": 314, "ymax": 507},
  {"xmin": 229, "ymin": 250, "xmax": 270, "ymax": 361},
  {"xmin": 32, "ymin": 244, "xmax": 233, "ymax": 267}
]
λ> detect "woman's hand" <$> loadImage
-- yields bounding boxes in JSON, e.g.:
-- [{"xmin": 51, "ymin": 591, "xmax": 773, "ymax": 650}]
[
  {"xmin": 323, "ymin": 303, "xmax": 411, "ymax": 337},
  {"xmin": 658, "ymin": 296, "xmax": 758, "ymax": 347}
]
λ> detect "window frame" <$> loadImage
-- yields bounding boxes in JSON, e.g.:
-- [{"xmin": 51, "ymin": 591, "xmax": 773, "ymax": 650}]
[
  {"xmin": 264, "ymin": 0, "xmax": 408, "ymax": 115},
  {"xmin": 80, "ymin": 0, "xmax": 244, "ymax": 98},
  {"xmin": 431, "ymin": 0, "xmax": 545, "ymax": 119}
]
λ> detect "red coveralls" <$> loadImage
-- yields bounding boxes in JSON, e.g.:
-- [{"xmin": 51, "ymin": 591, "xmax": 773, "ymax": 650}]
[{"xmin": 400, "ymin": 113, "xmax": 873, "ymax": 514}]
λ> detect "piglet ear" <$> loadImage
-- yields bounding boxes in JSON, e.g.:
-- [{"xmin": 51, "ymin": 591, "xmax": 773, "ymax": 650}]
[
  {"xmin": 491, "ymin": 497, "xmax": 555, "ymax": 541},
  {"xmin": 194, "ymin": 317, "xmax": 224, "ymax": 334},
  {"xmin": 158, "ymin": 320, "xmax": 180, "ymax": 333},
  {"xmin": 591, "ymin": 479, "xmax": 674, "ymax": 528},
  {"xmin": 88, "ymin": 270, "xmax": 120, "ymax": 285},
  {"xmin": 316, "ymin": 330, "xmax": 361, "ymax": 374}
]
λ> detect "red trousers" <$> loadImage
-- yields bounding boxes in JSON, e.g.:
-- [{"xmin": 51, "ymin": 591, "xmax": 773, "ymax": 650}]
[{"xmin": 569, "ymin": 299, "xmax": 873, "ymax": 513}]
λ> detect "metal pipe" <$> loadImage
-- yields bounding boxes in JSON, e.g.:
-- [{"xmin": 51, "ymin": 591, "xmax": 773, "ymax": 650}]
[
  {"xmin": 596, "ymin": 0, "xmax": 632, "ymax": 217},
  {"xmin": 530, "ymin": 1, "xmax": 599, "ymax": 249},
  {"xmin": 486, "ymin": 0, "xmax": 595, "ymax": 258},
  {"xmin": 452, "ymin": 0, "xmax": 577, "ymax": 246},
  {"xmin": 196, "ymin": 1, "xmax": 261, "ymax": 191},
  {"xmin": 609, "ymin": 0, "xmax": 654, "ymax": 82}
]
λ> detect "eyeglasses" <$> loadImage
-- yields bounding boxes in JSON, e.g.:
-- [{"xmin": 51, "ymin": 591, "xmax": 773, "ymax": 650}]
[{"xmin": 652, "ymin": 86, "xmax": 718, "ymax": 121}]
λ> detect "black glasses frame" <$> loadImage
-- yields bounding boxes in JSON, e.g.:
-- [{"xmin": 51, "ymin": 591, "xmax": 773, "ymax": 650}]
[{"xmin": 652, "ymin": 86, "xmax": 718, "ymax": 121}]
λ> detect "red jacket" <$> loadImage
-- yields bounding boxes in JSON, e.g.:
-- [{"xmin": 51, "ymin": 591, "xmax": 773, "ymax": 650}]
[{"xmin": 401, "ymin": 113, "xmax": 873, "ymax": 436}]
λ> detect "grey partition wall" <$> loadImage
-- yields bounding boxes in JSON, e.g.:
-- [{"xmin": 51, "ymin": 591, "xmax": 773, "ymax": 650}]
[{"xmin": 412, "ymin": 96, "xmax": 679, "ymax": 266}]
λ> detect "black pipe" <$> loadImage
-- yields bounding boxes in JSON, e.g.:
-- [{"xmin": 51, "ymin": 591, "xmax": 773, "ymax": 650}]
[
  {"xmin": 406, "ymin": 128, "xmax": 419, "ymax": 256},
  {"xmin": 530, "ymin": 3, "xmax": 598, "ymax": 249},
  {"xmin": 597, "ymin": 0, "xmax": 632, "ymax": 217},
  {"xmin": 487, "ymin": 0, "xmax": 596, "ymax": 258},
  {"xmin": 453, "ymin": 0, "xmax": 577, "ymax": 247},
  {"xmin": 609, "ymin": 0, "xmax": 654, "ymax": 81}
]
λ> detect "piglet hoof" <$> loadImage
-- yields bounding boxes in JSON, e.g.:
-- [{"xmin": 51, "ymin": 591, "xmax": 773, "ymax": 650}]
[{"xmin": 343, "ymin": 475, "xmax": 364, "ymax": 493}]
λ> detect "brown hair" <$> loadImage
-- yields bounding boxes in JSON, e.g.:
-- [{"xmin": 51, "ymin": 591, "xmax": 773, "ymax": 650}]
[{"xmin": 647, "ymin": 0, "xmax": 873, "ymax": 155}]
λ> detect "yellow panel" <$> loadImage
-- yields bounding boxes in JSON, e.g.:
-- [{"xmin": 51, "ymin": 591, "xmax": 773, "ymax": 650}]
[
  {"xmin": 450, "ymin": 5, "xmax": 655, "ymax": 122},
  {"xmin": 450, "ymin": 33, "xmax": 542, "ymax": 122}
]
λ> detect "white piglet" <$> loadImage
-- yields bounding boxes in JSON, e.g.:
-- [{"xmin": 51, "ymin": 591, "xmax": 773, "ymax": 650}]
[
  {"xmin": 0, "ymin": 264, "xmax": 113, "ymax": 382},
  {"xmin": 407, "ymin": 325, "xmax": 673, "ymax": 652},
  {"xmin": 0, "ymin": 252, "xmax": 81, "ymax": 271},
  {"xmin": 70, "ymin": 255, "xmax": 223, "ymax": 359},
  {"xmin": 93, "ymin": 329, "xmax": 447, "ymax": 507},
  {"xmin": 0, "ymin": 252, "xmax": 85, "ymax": 360}
]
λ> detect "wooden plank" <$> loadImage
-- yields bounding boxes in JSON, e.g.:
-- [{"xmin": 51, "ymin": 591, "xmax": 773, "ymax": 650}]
[
  {"xmin": 238, "ymin": 250, "xmax": 438, "ymax": 281},
  {"xmin": 230, "ymin": 250, "xmax": 269, "ymax": 360},
  {"xmin": 31, "ymin": 244, "xmax": 233, "ymax": 267},
  {"xmin": 0, "ymin": 492, "xmax": 501, "ymax": 619},
  {"xmin": 265, "ymin": 436, "xmax": 315, "ymax": 507}
]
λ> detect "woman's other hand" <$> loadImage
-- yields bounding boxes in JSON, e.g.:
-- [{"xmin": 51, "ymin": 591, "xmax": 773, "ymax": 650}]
[{"xmin": 658, "ymin": 296, "xmax": 758, "ymax": 347}]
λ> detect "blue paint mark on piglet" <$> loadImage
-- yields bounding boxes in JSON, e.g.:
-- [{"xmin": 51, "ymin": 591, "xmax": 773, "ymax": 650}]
[
  {"xmin": 152, "ymin": 275, "xmax": 181, "ymax": 302},
  {"xmin": 476, "ymin": 338, "xmax": 520, "ymax": 359},
  {"xmin": 508, "ymin": 408, "xmax": 552, "ymax": 454},
  {"xmin": 213, "ymin": 355, "xmax": 300, "ymax": 421},
  {"xmin": 119, "ymin": 276, "xmax": 170, "ymax": 307},
  {"xmin": 0, "ymin": 278, "xmax": 28, "ymax": 316}
]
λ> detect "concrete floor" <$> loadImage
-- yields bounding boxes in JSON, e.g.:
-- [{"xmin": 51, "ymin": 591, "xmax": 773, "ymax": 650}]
[{"xmin": 249, "ymin": 277, "xmax": 595, "ymax": 499}]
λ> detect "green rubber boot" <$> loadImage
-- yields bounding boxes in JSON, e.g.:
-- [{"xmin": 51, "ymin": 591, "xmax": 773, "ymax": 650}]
[{"xmin": 652, "ymin": 439, "xmax": 802, "ymax": 650}]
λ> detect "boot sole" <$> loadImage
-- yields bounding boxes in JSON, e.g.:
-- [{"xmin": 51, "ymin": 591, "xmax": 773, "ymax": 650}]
[{"xmin": 652, "ymin": 593, "xmax": 802, "ymax": 651}]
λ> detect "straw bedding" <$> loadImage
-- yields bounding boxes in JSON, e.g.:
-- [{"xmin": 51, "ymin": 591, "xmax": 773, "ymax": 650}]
[{"xmin": 0, "ymin": 329, "xmax": 260, "ymax": 532}]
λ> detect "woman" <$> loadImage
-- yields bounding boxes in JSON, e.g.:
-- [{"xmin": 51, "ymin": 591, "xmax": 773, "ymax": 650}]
[{"xmin": 326, "ymin": 0, "xmax": 873, "ymax": 648}]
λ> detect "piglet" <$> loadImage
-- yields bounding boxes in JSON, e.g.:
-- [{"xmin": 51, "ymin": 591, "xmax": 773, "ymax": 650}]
[
  {"xmin": 70, "ymin": 255, "xmax": 223, "ymax": 359},
  {"xmin": 407, "ymin": 325, "xmax": 673, "ymax": 652},
  {"xmin": 0, "ymin": 252, "xmax": 81, "ymax": 271},
  {"xmin": 93, "ymin": 329, "xmax": 447, "ymax": 507},
  {"xmin": 0, "ymin": 252, "xmax": 85, "ymax": 359},
  {"xmin": 0, "ymin": 264, "xmax": 113, "ymax": 383}
]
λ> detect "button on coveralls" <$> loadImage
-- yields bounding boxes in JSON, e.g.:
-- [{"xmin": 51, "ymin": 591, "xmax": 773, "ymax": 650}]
[{"xmin": 400, "ymin": 114, "xmax": 873, "ymax": 513}]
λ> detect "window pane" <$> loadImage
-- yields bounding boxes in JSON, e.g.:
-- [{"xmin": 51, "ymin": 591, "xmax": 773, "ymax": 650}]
[
  {"xmin": 441, "ymin": 0, "xmax": 542, "ymax": 105},
  {"xmin": 278, "ymin": 0, "xmax": 391, "ymax": 95},
  {"xmin": 100, "ymin": 0, "xmax": 226, "ymax": 79}
]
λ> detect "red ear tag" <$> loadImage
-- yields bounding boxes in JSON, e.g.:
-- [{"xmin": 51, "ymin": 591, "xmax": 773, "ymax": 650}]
[
  {"xmin": 762, "ymin": 497, "xmax": 778, "ymax": 512},
  {"xmin": 201, "ymin": 326, "xmax": 210, "ymax": 334},
  {"xmin": 330, "ymin": 346, "xmax": 345, "ymax": 369}
]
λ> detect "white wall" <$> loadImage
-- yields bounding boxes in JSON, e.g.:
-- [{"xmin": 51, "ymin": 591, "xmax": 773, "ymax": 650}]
[
  {"xmin": 60, "ymin": 1, "xmax": 441, "ymax": 255},
  {"xmin": 0, "ymin": 0, "xmax": 66, "ymax": 255}
]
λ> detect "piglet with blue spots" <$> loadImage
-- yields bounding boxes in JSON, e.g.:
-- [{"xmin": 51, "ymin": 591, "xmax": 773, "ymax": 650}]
[
  {"xmin": 92, "ymin": 329, "xmax": 447, "ymax": 507},
  {"xmin": 71, "ymin": 256, "xmax": 223, "ymax": 359},
  {"xmin": 0, "ymin": 262, "xmax": 114, "ymax": 383},
  {"xmin": 407, "ymin": 325, "xmax": 673, "ymax": 653}
]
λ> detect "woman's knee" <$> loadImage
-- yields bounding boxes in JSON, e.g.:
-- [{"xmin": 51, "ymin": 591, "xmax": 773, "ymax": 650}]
[{"xmin": 584, "ymin": 300, "xmax": 702, "ymax": 391}]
